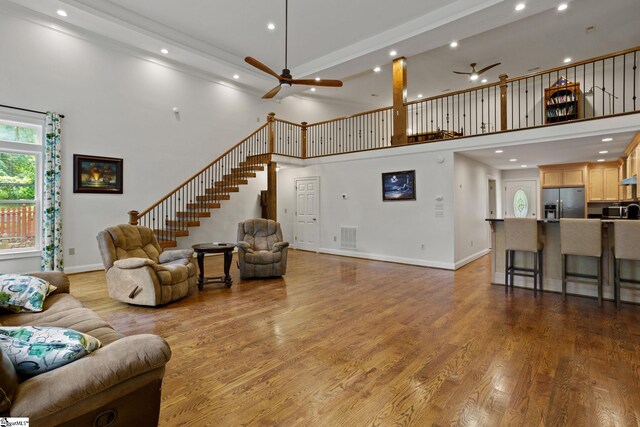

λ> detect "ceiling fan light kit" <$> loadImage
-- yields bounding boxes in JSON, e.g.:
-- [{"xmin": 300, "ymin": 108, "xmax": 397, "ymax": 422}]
[{"xmin": 245, "ymin": 0, "xmax": 343, "ymax": 99}]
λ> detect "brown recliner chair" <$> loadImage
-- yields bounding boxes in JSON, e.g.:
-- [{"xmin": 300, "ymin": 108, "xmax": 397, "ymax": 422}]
[
  {"xmin": 96, "ymin": 224, "xmax": 197, "ymax": 306},
  {"xmin": 237, "ymin": 219, "xmax": 289, "ymax": 278}
]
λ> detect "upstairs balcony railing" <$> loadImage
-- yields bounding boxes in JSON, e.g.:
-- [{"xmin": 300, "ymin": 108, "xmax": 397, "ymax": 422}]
[{"xmin": 130, "ymin": 46, "xmax": 640, "ymax": 229}]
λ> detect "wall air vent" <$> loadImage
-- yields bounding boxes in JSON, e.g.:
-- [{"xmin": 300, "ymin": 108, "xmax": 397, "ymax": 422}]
[{"xmin": 340, "ymin": 226, "xmax": 357, "ymax": 250}]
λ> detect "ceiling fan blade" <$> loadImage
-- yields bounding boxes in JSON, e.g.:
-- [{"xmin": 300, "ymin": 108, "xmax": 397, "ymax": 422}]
[
  {"xmin": 245, "ymin": 57, "xmax": 281, "ymax": 80},
  {"xmin": 291, "ymin": 79, "xmax": 343, "ymax": 87},
  {"xmin": 453, "ymin": 71, "xmax": 472, "ymax": 75},
  {"xmin": 262, "ymin": 85, "xmax": 282, "ymax": 99},
  {"xmin": 477, "ymin": 63, "xmax": 501, "ymax": 75}
]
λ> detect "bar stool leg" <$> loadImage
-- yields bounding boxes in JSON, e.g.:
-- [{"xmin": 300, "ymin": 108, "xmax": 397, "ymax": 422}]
[
  {"xmin": 597, "ymin": 255, "xmax": 602, "ymax": 307},
  {"xmin": 533, "ymin": 252, "xmax": 538, "ymax": 296},
  {"xmin": 505, "ymin": 250, "xmax": 509, "ymax": 294},
  {"xmin": 510, "ymin": 250, "xmax": 515, "ymax": 290},
  {"xmin": 539, "ymin": 249, "xmax": 543, "ymax": 292},
  {"xmin": 615, "ymin": 256, "xmax": 621, "ymax": 310},
  {"xmin": 562, "ymin": 254, "xmax": 567, "ymax": 301}
]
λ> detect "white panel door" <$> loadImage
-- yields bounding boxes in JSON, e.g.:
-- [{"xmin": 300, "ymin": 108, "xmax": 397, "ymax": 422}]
[
  {"xmin": 294, "ymin": 177, "xmax": 319, "ymax": 251},
  {"xmin": 503, "ymin": 180, "xmax": 538, "ymax": 218}
]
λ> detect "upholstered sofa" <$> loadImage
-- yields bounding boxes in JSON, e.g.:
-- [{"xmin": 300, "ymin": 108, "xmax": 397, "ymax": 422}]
[
  {"xmin": 237, "ymin": 219, "xmax": 289, "ymax": 278},
  {"xmin": 0, "ymin": 271, "xmax": 171, "ymax": 426},
  {"xmin": 97, "ymin": 224, "xmax": 197, "ymax": 306}
]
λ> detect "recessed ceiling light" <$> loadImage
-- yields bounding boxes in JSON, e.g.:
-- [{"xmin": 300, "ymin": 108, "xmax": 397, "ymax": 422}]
[
  {"xmin": 521, "ymin": 165, "xmax": 528, "ymax": 168},
  {"xmin": 599, "ymin": 150, "xmax": 609, "ymax": 154},
  {"xmin": 160, "ymin": 48, "xmax": 169, "ymax": 55},
  {"xmin": 495, "ymin": 150, "xmax": 504, "ymax": 153},
  {"xmin": 310, "ymin": 87, "xmax": 316, "ymax": 92},
  {"xmin": 597, "ymin": 159, "xmax": 606, "ymax": 162},
  {"xmin": 373, "ymin": 66, "xmax": 381, "ymax": 73},
  {"xmin": 267, "ymin": 23, "xmax": 275, "ymax": 30},
  {"xmin": 56, "ymin": 9, "xmax": 67, "ymax": 17},
  {"xmin": 557, "ymin": 3, "xmax": 568, "ymax": 11},
  {"xmin": 450, "ymin": 41, "xmax": 458, "ymax": 48},
  {"xmin": 515, "ymin": 3, "xmax": 526, "ymax": 11},
  {"xmin": 315, "ymin": 77, "xmax": 321, "ymax": 82},
  {"xmin": 417, "ymin": 94, "xmax": 423, "ymax": 98},
  {"xmin": 233, "ymin": 74, "xmax": 240, "ymax": 79},
  {"xmin": 509, "ymin": 158, "xmax": 517, "ymax": 162},
  {"xmin": 389, "ymin": 50, "xmax": 397, "ymax": 56},
  {"xmin": 602, "ymin": 137, "xmax": 613, "ymax": 142},
  {"xmin": 481, "ymin": 78, "xmax": 488, "ymax": 83},
  {"xmin": 563, "ymin": 57, "xmax": 572, "ymax": 63}
]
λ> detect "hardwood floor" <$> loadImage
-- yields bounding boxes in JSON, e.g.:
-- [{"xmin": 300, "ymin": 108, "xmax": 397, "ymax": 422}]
[{"xmin": 70, "ymin": 250, "xmax": 640, "ymax": 426}]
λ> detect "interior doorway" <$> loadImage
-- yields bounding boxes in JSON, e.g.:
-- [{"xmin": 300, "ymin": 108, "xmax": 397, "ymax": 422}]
[{"xmin": 294, "ymin": 177, "xmax": 320, "ymax": 251}]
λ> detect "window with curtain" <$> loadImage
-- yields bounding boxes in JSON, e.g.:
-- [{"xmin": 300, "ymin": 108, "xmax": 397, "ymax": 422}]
[{"xmin": 0, "ymin": 117, "xmax": 42, "ymax": 254}]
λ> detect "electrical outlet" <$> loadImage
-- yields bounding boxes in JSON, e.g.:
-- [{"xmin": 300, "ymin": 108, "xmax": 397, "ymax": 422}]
[
  {"xmin": 470, "ymin": 240, "xmax": 474, "ymax": 247},
  {"xmin": 420, "ymin": 244, "xmax": 425, "ymax": 250},
  {"xmin": 284, "ymin": 208, "xmax": 287, "ymax": 214},
  {"xmin": 68, "ymin": 248, "xmax": 75, "ymax": 255},
  {"xmin": 333, "ymin": 236, "xmax": 337, "ymax": 241}
]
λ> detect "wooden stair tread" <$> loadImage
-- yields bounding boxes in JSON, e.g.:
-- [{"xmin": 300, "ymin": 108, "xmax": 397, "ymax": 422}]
[
  {"xmin": 215, "ymin": 180, "xmax": 248, "ymax": 186},
  {"xmin": 166, "ymin": 220, "xmax": 200, "ymax": 227},
  {"xmin": 158, "ymin": 240, "xmax": 177, "ymax": 248},
  {"xmin": 196, "ymin": 195, "xmax": 230, "ymax": 201},
  {"xmin": 176, "ymin": 211, "xmax": 211, "ymax": 218},
  {"xmin": 187, "ymin": 202, "xmax": 221, "ymax": 209},
  {"xmin": 206, "ymin": 187, "xmax": 239, "ymax": 193},
  {"xmin": 232, "ymin": 166, "xmax": 263, "ymax": 172},
  {"xmin": 153, "ymin": 229, "xmax": 189, "ymax": 237}
]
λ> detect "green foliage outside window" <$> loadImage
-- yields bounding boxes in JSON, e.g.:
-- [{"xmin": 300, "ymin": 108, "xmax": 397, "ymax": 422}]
[
  {"xmin": 0, "ymin": 153, "xmax": 36, "ymax": 200},
  {"xmin": 0, "ymin": 123, "xmax": 38, "ymax": 144}
]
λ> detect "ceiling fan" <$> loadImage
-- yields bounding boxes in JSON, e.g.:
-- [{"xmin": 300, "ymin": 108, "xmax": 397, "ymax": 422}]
[
  {"xmin": 245, "ymin": 0, "xmax": 343, "ymax": 99},
  {"xmin": 453, "ymin": 62, "xmax": 501, "ymax": 81}
]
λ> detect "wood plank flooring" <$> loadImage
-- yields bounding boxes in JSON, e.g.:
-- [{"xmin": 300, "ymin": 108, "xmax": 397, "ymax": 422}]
[{"xmin": 69, "ymin": 250, "xmax": 640, "ymax": 426}]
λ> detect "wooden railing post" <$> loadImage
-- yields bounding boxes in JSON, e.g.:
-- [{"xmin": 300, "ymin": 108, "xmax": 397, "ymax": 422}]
[
  {"xmin": 266, "ymin": 162, "xmax": 277, "ymax": 221},
  {"xmin": 267, "ymin": 112, "xmax": 276, "ymax": 153},
  {"xmin": 392, "ymin": 57, "xmax": 408, "ymax": 146},
  {"xmin": 499, "ymin": 73, "xmax": 509, "ymax": 131},
  {"xmin": 301, "ymin": 121, "xmax": 308, "ymax": 158},
  {"xmin": 128, "ymin": 210, "xmax": 139, "ymax": 225}
]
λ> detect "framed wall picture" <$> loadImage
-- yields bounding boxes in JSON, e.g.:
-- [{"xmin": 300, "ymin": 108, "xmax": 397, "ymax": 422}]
[
  {"xmin": 382, "ymin": 170, "xmax": 415, "ymax": 201},
  {"xmin": 73, "ymin": 154, "xmax": 123, "ymax": 194}
]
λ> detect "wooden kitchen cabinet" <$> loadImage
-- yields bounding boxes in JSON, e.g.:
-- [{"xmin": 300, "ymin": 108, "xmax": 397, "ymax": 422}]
[
  {"xmin": 588, "ymin": 162, "xmax": 619, "ymax": 201},
  {"xmin": 540, "ymin": 163, "xmax": 587, "ymax": 188}
]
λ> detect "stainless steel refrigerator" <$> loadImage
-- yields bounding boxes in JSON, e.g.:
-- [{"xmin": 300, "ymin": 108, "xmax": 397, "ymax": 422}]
[{"xmin": 541, "ymin": 187, "xmax": 585, "ymax": 218}]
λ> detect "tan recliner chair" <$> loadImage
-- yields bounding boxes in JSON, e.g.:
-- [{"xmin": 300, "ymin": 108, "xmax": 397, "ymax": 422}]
[
  {"xmin": 97, "ymin": 224, "xmax": 197, "ymax": 306},
  {"xmin": 237, "ymin": 219, "xmax": 289, "ymax": 279}
]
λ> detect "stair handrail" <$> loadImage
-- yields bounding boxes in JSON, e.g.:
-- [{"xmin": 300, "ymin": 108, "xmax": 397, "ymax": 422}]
[{"xmin": 129, "ymin": 122, "xmax": 269, "ymax": 224}]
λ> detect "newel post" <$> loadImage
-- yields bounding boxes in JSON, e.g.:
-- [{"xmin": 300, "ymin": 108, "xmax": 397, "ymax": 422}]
[
  {"xmin": 392, "ymin": 56, "xmax": 408, "ymax": 146},
  {"xmin": 499, "ymin": 73, "xmax": 509, "ymax": 131},
  {"xmin": 301, "ymin": 121, "xmax": 308, "ymax": 158},
  {"xmin": 128, "ymin": 210, "xmax": 139, "ymax": 225},
  {"xmin": 267, "ymin": 112, "xmax": 276, "ymax": 153}
]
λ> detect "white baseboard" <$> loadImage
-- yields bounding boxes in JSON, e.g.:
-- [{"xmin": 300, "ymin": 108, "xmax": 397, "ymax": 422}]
[
  {"xmin": 318, "ymin": 247, "xmax": 455, "ymax": 270},
  {"xmin": 64, "ymin": 263, "xmax": 104, "ymax": 274},
  {"xmin": 454, "ymin": 249, "xmax": 490, "ymax": 269}
]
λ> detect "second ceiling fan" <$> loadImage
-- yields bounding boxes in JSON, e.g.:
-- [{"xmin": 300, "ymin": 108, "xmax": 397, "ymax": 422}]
[
  {"xmin": 245, "ymin": 0, "xmax": 343, "ymax": 99},
  {"xmin": 453, "ymin": 62, "xmax": 501, "ymax": 81}
]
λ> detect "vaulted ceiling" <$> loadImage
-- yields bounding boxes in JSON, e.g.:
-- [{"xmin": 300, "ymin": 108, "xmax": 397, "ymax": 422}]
[{"xmin": 4, "ymin": 0, "xmax": 640, "ymax": 109}]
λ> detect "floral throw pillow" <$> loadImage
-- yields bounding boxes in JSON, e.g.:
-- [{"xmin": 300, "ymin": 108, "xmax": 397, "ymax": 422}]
[
  {"xmin": 0, "ymin": 274, "xmax": 56, "ymax": 313},
  {"xmin": 0, "ymin": 326, "xmax": 101, "ymax": 376}
]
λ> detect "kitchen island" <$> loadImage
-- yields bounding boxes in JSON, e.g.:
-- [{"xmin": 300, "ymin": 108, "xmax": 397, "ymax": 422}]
[{"xmin": 487, "ymin": 219, "xmax": 640, "ymax": 303}]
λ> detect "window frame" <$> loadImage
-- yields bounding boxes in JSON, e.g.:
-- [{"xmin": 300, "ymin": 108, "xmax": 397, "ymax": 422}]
[{"xmin": 0, "ymin": 113, "xmax": 44, "ymax": 259}]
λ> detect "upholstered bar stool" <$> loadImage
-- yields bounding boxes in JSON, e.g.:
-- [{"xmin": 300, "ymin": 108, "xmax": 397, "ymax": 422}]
[
  {"xmin": 613, "ymin": 220, "xmax": 640, "ymax": 310},
  {"xmin": 560, "ymin": 219, "xmax": 602, "ymax": 305},
  {"xmin": 504, "ymin": 218, "xmax": 543, "ymax": 295}
]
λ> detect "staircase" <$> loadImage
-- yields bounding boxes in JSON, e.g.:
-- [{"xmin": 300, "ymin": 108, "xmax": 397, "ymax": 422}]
[{"xmin": 129, "ymin": 120, "xmax": 273, "ymax": 247}]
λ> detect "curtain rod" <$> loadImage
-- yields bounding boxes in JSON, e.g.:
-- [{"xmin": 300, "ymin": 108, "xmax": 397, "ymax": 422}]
[{"xmin": 0, "ymin": 104, "xmax": 65, "ymax": 118}]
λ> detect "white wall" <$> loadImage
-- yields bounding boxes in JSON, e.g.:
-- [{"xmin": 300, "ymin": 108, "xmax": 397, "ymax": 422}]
[
  {"xmin": 453, "ymin": 153, "xmax": 502, "ymax": 267},
  {"xmin": 278, "ymin": 148, "xmax": 457, "ymax": 269},
  {"xmin": 0, "ymin": 12, "xmax": 359, "ymax": 273}
]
